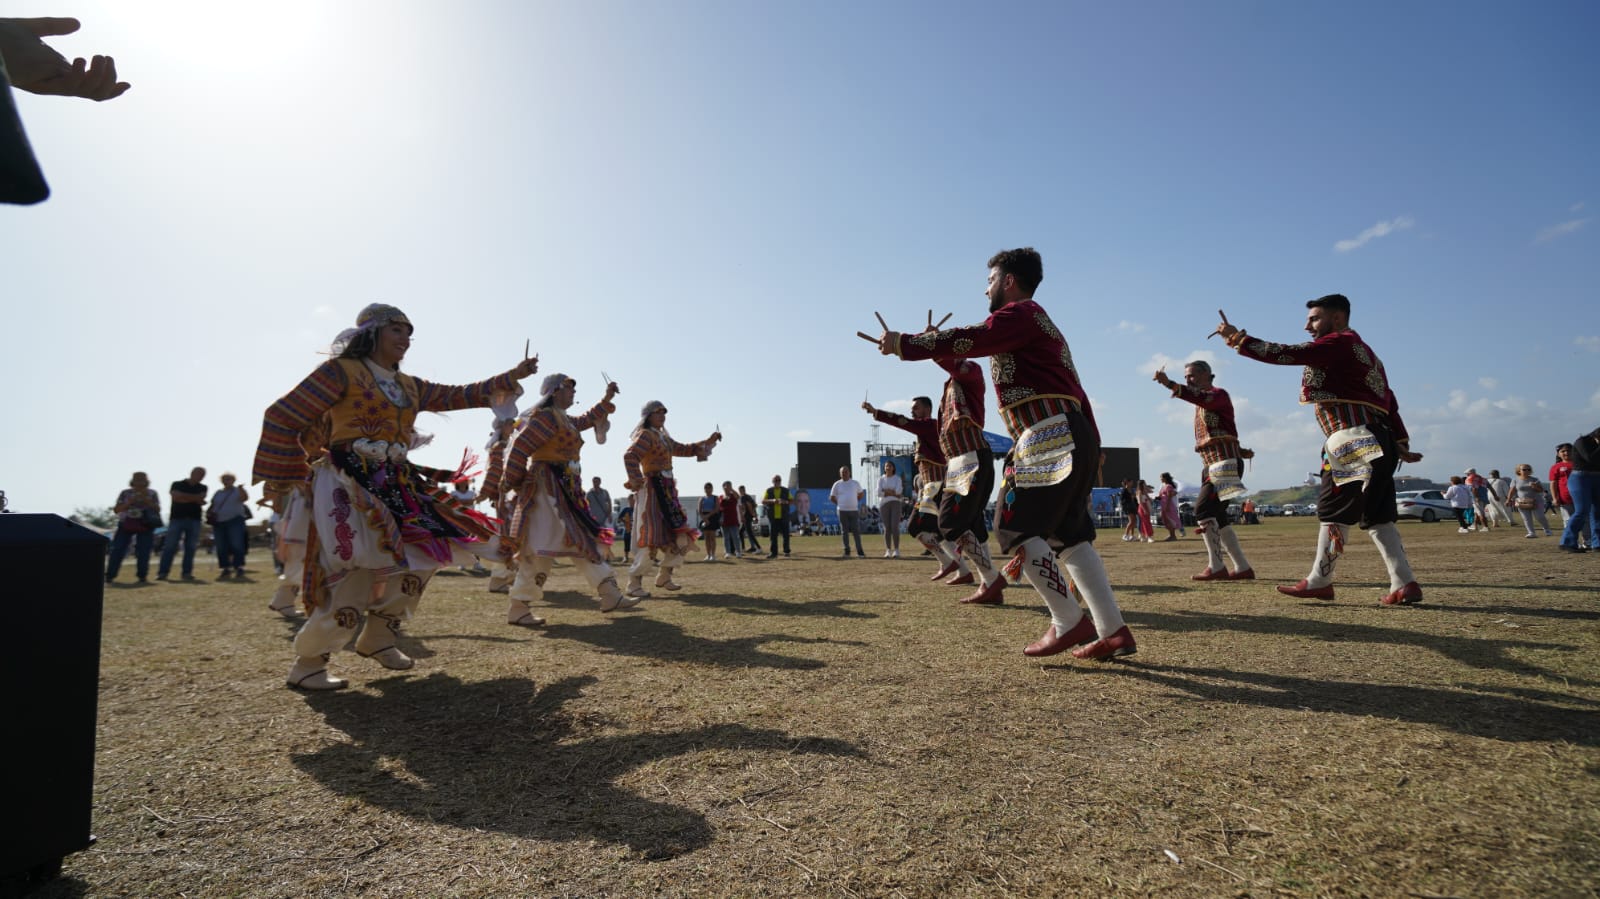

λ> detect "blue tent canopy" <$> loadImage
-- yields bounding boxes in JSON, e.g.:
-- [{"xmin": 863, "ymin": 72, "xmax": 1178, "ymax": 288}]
[{"xmin": 983, "ymin": 431, "xmax": 1014, "ymax": 453}]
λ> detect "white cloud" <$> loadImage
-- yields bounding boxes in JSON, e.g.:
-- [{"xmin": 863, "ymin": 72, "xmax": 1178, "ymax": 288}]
[
  {"xmin": 1115, "ymin": 320, "xmax": 1146, "ymax": 333},
  {"xmin": 1574, "ymin": 336, "xmax": 1600, "ymax": 353},
  {"xmin": 312, "ymin": 304, "xmax": 338, "ymax": 318},
  {"xmin": 1478, "ymin": 377, "xmax": 1498, "ymax": 389},
  {"xmin": 785, "ymin": 429, "xmax": 813, "ymax": 439},
  {"xmin": 1333, "ymin": 216, "xmax": 1415, "ymax": 253},
  {"xmin": 1534, "ymin": 218, "xmax": 1590, "ymax": 243},
  {"xmin": 1573, "ymin": 201, "xmax": 1587, "ymax": 213},
  {"xmin": 881, "ymin": 399, "xmax": 914, "ymax": 412}
]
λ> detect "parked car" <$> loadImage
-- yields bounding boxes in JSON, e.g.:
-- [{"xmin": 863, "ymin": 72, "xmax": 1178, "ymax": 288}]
[
  {"xmin": 1256, "ymin": 504, "xmax": 1282, "ymax": 517},
  {"xmin": 1395, "ymin": 490, "xmax": 1454, "ymax": 522},
  {"xmin": 1281, "ymin": 503, "xmax": 1311, "ymax": 516}
]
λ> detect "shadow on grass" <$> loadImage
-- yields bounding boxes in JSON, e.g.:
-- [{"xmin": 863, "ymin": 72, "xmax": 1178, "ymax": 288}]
[
  {"xmin": 1123, "ymin": 608, "xmax": 1595, "ymax": 686},
  {"xmin": 678, "ymin": 592, "xmax": 884, "ymax": 619},
  {"xmin": 293, "ymin": 674, "xmax": 862, "ymax": 857},
  {"xmin": 1101, "ymin": 662, "xmax": 1600, "ymax": 746},
  {"xmin": 540, "ymin": 614, "xmax": 861, "ymax": 669}
]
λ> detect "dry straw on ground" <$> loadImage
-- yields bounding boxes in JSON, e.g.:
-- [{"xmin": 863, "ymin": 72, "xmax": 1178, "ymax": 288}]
[{"xmin": 47, "ymin": 520, "xmax": 1600, "ymax": 897}]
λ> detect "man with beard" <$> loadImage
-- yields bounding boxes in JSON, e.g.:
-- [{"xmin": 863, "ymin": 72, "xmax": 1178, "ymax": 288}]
[
  {"xmin": 1214, "ymin": 294, "xmax": 1424, "ymax": 606},
  {"xmin": 873, "ymin": 248, "xmax": 1135, "ymax": 660}
]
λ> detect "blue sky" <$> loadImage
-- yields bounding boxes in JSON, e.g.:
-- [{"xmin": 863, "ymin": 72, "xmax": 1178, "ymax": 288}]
[{"xmin": 3, "ymin": 0, "xmax": 1595, "ymax": 516}]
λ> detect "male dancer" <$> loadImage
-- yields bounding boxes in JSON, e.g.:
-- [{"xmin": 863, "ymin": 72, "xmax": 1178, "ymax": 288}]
[
  {"xmin": 1153, "ymin": 361, "xmax": 1255, "ymax": 580},
  {"xmin": 1215, "ymin": 294, "xmax": 1424, "ymax": 606},
  {"xmin": 864, "ymin": 351, "xmax": 1005, "ymax": 603},
  {"xmin": 875, "ymin": 248, "xmax": 1134, "ymax": 659},
  {"xmin": 860, "ymin": 397, "xmax": 968, "ymax": 584}
]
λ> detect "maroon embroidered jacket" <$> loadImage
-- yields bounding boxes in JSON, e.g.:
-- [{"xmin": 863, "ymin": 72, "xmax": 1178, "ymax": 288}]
[
  {"xmin": 1234, "ymin": 329, "xmax": 1410, "ymax": 445},
  {"xmin": 933, "ymin": 357, "xmax": 987, "ymax": 458},
  {"xmin": 892, "ymin": 299, "xmax": 1099, "ymax": 442},
  {"xmin": 870, "ymin": 410, "xmax": 946, "ymax": 481}
]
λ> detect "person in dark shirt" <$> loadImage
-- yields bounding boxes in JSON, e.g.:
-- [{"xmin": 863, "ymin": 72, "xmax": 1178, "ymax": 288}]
[{"xmin": 157, "ymin": 467, "xmax": 207, "ymax": 580}]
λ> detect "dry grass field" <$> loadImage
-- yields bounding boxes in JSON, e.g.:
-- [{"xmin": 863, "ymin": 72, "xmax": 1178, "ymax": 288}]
[{"xmin": 40, "ymin": 519, "xmax": 1600, "ymax": 897}]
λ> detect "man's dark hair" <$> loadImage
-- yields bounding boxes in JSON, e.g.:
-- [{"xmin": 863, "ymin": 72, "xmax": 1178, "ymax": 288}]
[
  {"xmin": 913, "ymin": 396, "xmax": 933, "ymax": 409},
  {"xmin": 987, "ymin": 247, "xmax": 1043, "ymax": 295},
  {"xmin": 1307, "ymin": 293, "xmax": 1351, "ymax": 315},
  {"xmin": 1185, "ymin": 360, "xmax": 1212, "ymax": 376}
]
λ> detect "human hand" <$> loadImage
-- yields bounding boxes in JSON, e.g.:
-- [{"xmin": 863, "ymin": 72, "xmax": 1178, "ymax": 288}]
[
  {"xmin": 879, "ymin": 331, "xmax": 899, "ymax": 356},
  {"xmin": 0, "ymin": 18, "xmax": 130, "ymax": 101},
  {"xmin": 510, "ymin": 350, "xmax": 539, "ymax": 380},
  {"xmin": 1399, "ymin": 451, "xmax": 1423, "ymax": 464},
  {"xmin": 1211, "ymin": 310, "xmax": 1240, "ymax": 344},
  {"xmin": 1153, "ymin": 367, "xmax": 1171, "ymax": 387},
  {"xmin": 861, "ymin": 401, "xmax": 874, "ymax": 414}
]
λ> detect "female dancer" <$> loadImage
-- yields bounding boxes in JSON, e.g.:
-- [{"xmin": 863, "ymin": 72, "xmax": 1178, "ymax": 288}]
[
  {"xmin": 254, "ymin": 303, "xmax": 533, "ymax": 690},
  {"xmin": 622, "ymin": 402, "xmax": 720, "ymax": 596},
  {"xmin": 499, "ymin": 373, "xmax": 630, "ymax": 624}
]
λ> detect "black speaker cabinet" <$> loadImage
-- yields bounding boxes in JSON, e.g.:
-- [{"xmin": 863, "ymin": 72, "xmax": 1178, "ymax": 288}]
[{"xmin": 0, "ymin": 514, "xmax": 104, "ymax": 889}]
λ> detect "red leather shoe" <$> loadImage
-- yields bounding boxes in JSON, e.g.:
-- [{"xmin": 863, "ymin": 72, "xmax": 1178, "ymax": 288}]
[
  {"xmin": 1380, "ymin": 581, "xmax": 1423, "ymax": 606},
  {"xmin": 945, "ymin": 571, "xmax": 976, "ymax": 586},
  {"xmin": 929, "ymin": 562, "xmax": 960, "ymax": 582},
  {"xmin": 1070, "ymin": 625, "xmax": 1138, "ymax": 660},
  {"xmin": 959, "ymin": 578, "xmax": 1005, "ymax": 605},
  {"xmin": 1228, "ymin": 568, "xmax": 1256, "ymax": 580},
  {"xmin": 1276, "ymin": 579, "xmax": 1334, "ymax": 600},
  {"xmin": 1023, "ymin": 616, "xmax": 1098, "ymax": 657},
  {"xmin": 1191, "ymin": 567, "xmax": 1229, "ymax": 581}
]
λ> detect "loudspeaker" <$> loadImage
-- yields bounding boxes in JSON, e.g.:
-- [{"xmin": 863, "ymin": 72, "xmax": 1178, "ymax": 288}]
[
  {"xmin": 795, "ymin": 442, "xmax": 852, "ymax": 490},
  {"xmin": 0, "ymin": 515, "xmax": 103, "ymax": 888},
  {"xmin": 1098, "ymin": 447, "xmax": 1140, "ymax": 488}
]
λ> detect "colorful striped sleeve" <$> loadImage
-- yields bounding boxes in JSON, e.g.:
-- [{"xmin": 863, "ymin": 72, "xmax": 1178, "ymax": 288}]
[
  {"xmin": 414, "ymin": 370, "xmax": 522, "ymax": 413},
  {"xmin": 253, "ymin": 361, "xmax": 347, "ymax": 484},
  {"xmin": 502, "ymin": 410, "xmax": 560, "ymax": 492}
]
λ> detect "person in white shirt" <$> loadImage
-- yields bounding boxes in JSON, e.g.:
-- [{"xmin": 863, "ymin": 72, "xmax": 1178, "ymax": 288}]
[
  {"xmin": 829, "ymin": 466, "xmax": 867, "ymax": 557},
  {"xmin": 1443, "ymin": 477, "xmax": 1474, "ymax": 533},
  {"xmin": 1486, "ymin": 469, "xmax": 1514, "ymax": 527},
  {"xmin": 877, "ymin": 460, "xmax": 905, "ymax": 558}
]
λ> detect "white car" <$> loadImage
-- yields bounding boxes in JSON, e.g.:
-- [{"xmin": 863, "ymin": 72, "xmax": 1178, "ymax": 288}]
[{"xmin": 1396, "ymin": 490, "xmax": 1454, "ymax": 523}]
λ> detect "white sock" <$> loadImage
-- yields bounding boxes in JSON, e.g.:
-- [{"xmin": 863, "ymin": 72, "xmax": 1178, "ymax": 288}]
[
  {"xmin": 1059, "ymin": 542, "xmax": 1125, "ymax": 636},
  {"xmin": 917, "ymin": 532, "xmax": 953, "ymax": 565},
  {"xmin": 1199, "ymin": 518, "xmax": 1225, "ymax": 571},
  {"xmin": 956, "ymin": 531, "xmax": 1000, "ymax": 586},
  {"xmin": 1218, "ymin": 526, "xmax": 1252, "ymax": 573},
  {"xmin": 1367, "ymin": 523, "xmax": 1415, "ymax": 591},
  {"xmin": 940, "ymin": 540, "xmax": 969, "ymax": 573},
  {"xmin": 1306, "ymin": 523, "xmax": 1344, "ymax": 588},
  {"xmin": 1018, "ymin": 537, "xmax": 1082, "ymax": 632}
]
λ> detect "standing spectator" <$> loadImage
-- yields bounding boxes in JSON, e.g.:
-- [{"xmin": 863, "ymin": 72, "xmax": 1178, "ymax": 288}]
[
  {"xmin": 208, "ymin": 472, "xmax": 251, "ymax": 578},
  {"xmin": 587, "ymin": 476, "xmax": 614, "ymax": 560},
  {"xmin": 830, "ymin": 466, "xmax": 866, "ymax": 557},
  {"xmin": 877, "ymin": 460, "xmax": 904, "ymax": 558},
  {"xmin": 1510, "ymin": 464, "xmax": 1553, "ymax": 538},
  {"xmin": 1119, "ymin": 479, "xmax": 1138, "ymax": 541},
  {"xmin": 737, "ymin": 486, "xmax": 761, "ymax": 553},
  {"xmin": 1241, "ymin": 497, "xmax": 1259, "ymax": 525},
  {"xmin": 761, "ymin": 475, "xmax": 792, "ymax": 558},
  {"xmin": 718, "ymin": 482, "xmax": 742, "ymax": 558},
  {"xmin": 104, "ymin": 471, "xmax": 160, "ymax": 584},
  {"xmin": 616, "ymin": 504, "xmax": 633, "ymax": 558},
  {"xmin": 1156, "ymin": 472, "xmax": 1181, "ymax": 541},
  {"xmin": 1486, "ymin": 469, "xmax": 1514, "ymax": 528},
  {"xmin": 450, "ymin": 479, "xmax": 477, "ymax": 505},
  {"xmin": 1443, "ymin": 476, "xmax": 1474, "ymax": 533},
  {"xmin": 1550, "ymin": 444, "xmax": 1578, "ymax": 542},
  {"xmin": 157, "ymin": 466, "xmax": 207, "ymax": 581},
  {"xmin": 698, "ymin": 482, "xmax": 720, "ymax": 561},
  {"xmin": 1464, "ymin": 469, "xmax": 1493, "ymax": 531},
  {"xmin": 1136, "ymin": 480, "xmax": 1155, "ymax": 542},
  {"xmin": 1560, "ymin": 428, "xmax": 1600, "ymax": 553}
]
